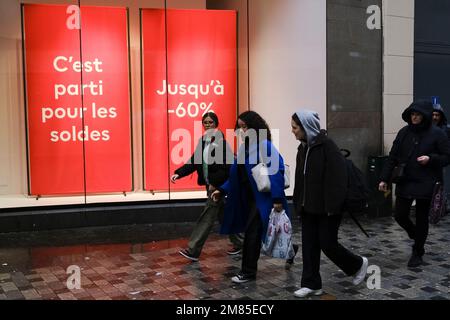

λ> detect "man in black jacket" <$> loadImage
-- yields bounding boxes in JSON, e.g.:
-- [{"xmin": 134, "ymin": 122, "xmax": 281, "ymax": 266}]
[
  {"xmin": 432, "ymin": 103, "xmax": 450, "ymax": 138},
  {"xmin": 172, "ymin": 112, "xmax": 243, "ymax": 261},
  {"xmin": 379, "ymin": 100, "xmax": 450, "ymax": 267},
  {"xmin": 432, "ymin": 103, "xmax": 450, "ymax": 214}
]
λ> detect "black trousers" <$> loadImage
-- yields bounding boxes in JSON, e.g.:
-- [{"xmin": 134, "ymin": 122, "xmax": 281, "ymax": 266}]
[
  {"xmin": 395, "ymin": 196, "xmax": 430, "ymax": 257},
  {"xmin": 301, "ymin": 213, "xmax": 363, "ymax": 290},
  {"xmin": 241, "ymin": 198, "xmax": 263, "ymax": 276}
]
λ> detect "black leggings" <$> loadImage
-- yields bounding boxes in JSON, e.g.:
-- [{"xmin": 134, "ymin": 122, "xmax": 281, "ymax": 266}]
[{"xmin": 395, "ymin": 197, "xmax": 430, "ymax": 256}]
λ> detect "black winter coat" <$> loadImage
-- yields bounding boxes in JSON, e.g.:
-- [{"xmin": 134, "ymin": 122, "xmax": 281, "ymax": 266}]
[
  {"xmin": 175, "ymin": 130, "xmax": 233, "ymax": 188},
  {"xmin": 380, "ymin": 125, "xmax": 450, "ymax": 199},
  {"xmin": 293, "ymin": 131, "xmax": 348, "ymax": 216},
  {"xmin": 380, "ymin": 101, "xmax": 450, "ymax": 199},
  {"xmin": 436, "ymin": 123, "xmax": 450, "ymax": 139}
]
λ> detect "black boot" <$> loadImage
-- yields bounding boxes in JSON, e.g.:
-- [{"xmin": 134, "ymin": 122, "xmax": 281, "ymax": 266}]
[{"xmin": 407, "ymin": 250, "xmax": 423, "ymax": 268}]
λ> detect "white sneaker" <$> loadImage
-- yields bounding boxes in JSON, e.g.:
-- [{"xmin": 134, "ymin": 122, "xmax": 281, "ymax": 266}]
[
  {"xmin": 231, "ymin": 273, "xmax": 255, "ymax": 284},
  {"xmin": 293, "ymin": 287, "xmax": 323, "ymax": 298},
  {"xmin": 352, "ymin": 256, "xmax": 368, "ymax": 285}
]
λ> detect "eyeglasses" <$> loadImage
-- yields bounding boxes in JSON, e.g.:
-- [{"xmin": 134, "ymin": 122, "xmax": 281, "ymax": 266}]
[{"xmin": 203, "ymin": 121, "xmax": 215, "ymax": 125}]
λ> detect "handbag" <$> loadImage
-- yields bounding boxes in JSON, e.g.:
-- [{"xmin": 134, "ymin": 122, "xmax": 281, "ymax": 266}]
[
  {"xmin": 251, "ymin": 163, "xmax": 290, "ymax": 192},
  {"xmin": 391, "ymin": 163, "xmax": 406, "ymax": 184},
  {"xmin": 261, "ymin": 209, "xmax": 295, "ymax": 259},
  {"xmin": 390, "ymin": 135, "xmax": 420, "ymax": 184},
  {"xmin": 429, "ymin": 182, "xmax": 448, "ymax": 225}
]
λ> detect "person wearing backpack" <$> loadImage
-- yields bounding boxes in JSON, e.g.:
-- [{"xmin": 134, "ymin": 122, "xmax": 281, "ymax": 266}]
[
  {"xmin": 291, "ymin": 110, "xmax": 368, "ymax": 298},
  {"xmin": 379, "ymin": 101, "xmax": 450, "ymax": 267}
]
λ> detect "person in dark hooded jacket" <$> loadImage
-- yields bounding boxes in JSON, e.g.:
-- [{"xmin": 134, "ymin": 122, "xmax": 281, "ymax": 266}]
[
  {"xmin": 291, "ymin": 110, "xmax": 368, "ymax": 298},
  {"xmin": 432, "ymin": 103, "xmax": 450, "ymax": 138},
  {"xmin": 379, "ymin": 100, "xmax": 450, "ymax": 268},
  {"xmin": 432, "ymin": 103, "xmax": 450, "ymax": 213}
]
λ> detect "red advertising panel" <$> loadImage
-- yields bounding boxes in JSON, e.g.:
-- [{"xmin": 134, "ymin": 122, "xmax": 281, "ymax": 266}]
[
  {"xmin": 23, "ymin": 4, "xmax": 132, "ymax": 195},
  {"xmin": 142, "ymin": 9, "xmax": 237, "ymax": 191}
]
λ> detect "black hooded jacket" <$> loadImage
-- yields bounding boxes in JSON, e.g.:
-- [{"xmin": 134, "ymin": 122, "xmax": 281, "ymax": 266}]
[
  {"xmin": 380, "ymin": 101, "xmax": 450, "ymax": 199},
  {"xmin": 293, "ymin": 131, "xmax": 348, "ymax": 216},
  {"xmin": 433, "ymin": 104, "xmax": 450, "ymax": 138}
]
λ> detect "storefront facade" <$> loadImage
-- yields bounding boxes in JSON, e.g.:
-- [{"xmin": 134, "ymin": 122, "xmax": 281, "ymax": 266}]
[{"xmin": 1, "ymin": 0, "xmax": 418, "ymax": 232}]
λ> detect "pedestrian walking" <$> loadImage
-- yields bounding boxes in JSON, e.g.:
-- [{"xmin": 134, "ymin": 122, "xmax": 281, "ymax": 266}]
[
  {"xmin": 432, "ymin": 103, "xmax": 450, "ymax": 213},
  {"xmin": 432, "ymin": 103, "xmax": 450, "ymax": 138},
  {"xmin": 379, "ymin": 100, "xmax": 450, "ymax": 267},
  {"xmin": 291, "ymin": 110, "xmax": 368, "ymax": 298},
  {"xmin": 212, "ymin": 111, "xmax": 293, "ymax": 283},
  {"xmin": 173, "ymin": 112, "xmax": 243, "ymax": 262}
]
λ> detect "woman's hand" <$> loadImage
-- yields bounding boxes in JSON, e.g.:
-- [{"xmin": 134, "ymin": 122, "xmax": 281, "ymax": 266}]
[
  {"xmin": 417, "ymin": 155, "xmax": 430, "ymax": 166},
  {"xmin": 378, "ymin": 181, "xmax": 388, "ymax": 192},
  {"xmin": 273, "ymin": 203, "xmax": 283, "ymax": 212},
  {"xmin": 211, "ymin": 190, "xmax": 222, "ymax": 202},
  {"xmin": 170, "ymin": 174, "xmax": 179, "ymax": 184}
]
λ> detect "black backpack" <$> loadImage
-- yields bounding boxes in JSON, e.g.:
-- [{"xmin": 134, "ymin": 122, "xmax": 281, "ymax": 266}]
[{"xmin": 341, "ymin": 149, "xmax": 370, "ymax": 237}]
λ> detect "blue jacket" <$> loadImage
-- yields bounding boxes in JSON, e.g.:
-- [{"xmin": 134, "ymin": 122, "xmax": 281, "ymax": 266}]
[{"xmin": 219, "ymin": 139, "xmax": 289, "ymax": 242}]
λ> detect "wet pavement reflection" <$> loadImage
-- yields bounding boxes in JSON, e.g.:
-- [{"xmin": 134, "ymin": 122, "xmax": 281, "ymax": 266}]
[{"xmin": 0, "ymin": 217, "xmax": 449, "ymax": 300}]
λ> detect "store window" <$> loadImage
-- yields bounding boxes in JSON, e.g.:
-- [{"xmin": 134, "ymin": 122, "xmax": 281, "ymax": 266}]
[
  {"xmin": 141, "ymin": 5, "xmax": 237, "ymax": 193},
  {"xmin": 0, "ymin": 0, "xmax": 326, "ymax": 211}
]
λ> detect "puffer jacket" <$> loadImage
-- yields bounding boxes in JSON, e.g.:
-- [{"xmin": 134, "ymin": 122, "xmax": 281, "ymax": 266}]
[{"xmin": 380, "ymin": 100, "xmax": 450, "ymax": 199}]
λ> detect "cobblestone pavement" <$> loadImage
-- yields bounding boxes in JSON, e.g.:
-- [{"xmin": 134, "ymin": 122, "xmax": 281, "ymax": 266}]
[{"xmin": 0, "ymin": 215, "xmax": 449, "ymax": 300}]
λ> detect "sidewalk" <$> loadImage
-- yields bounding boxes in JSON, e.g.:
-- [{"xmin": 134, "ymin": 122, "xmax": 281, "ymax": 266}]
[{"xmin": 0, "ymin": 216, "xmax": 449, "ymax": 300}]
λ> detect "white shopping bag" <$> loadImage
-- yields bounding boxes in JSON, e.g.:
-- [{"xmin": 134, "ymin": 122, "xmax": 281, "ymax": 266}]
[
  {"xmin": 251, "ymin": 163, "xmax": 291, "ymax": 192},
  {"xmin": 261, "ymin": 209, "xmax": 295, "ymax": 259}
]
